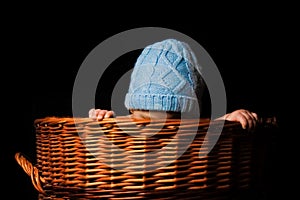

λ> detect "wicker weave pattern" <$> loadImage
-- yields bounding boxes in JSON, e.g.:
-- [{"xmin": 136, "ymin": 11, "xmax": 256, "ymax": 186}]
[{"xmin": 16, "ymin": 116, "xmax": 274, "ymax": 200}]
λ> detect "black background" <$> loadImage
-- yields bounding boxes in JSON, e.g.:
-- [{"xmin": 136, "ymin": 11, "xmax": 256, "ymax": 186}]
[{"xmin": 2, "ymin": 11, "xmax": 289, "ymax": 199}]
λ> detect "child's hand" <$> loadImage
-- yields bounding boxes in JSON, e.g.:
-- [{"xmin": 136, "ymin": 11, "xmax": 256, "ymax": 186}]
[
  {"xmin": 88, "ymin": 108, "xmax": 115, "ymax": 120},
  {"xmin": 221, "ymin": 109, "xmax": 259, "ymax": 131}
]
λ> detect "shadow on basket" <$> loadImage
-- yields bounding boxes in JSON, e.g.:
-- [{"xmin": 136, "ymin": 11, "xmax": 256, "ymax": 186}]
[{"xmin": 15, "ymin": 116, "xmax": 278, "ymax": 200}]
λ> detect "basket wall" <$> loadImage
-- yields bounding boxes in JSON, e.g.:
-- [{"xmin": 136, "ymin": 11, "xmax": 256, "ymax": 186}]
[{"xmin": 22, "ymin": 116, "xmax": 272, "ymax": 200}]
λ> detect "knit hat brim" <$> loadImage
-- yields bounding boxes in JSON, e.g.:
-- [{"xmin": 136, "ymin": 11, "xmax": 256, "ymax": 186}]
[{"xmin": 124, "ymin": 93, "xmax": 198, "ymax": 113}]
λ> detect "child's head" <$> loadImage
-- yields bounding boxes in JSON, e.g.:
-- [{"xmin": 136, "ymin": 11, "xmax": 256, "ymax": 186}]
[{"xmin": 124, "ymin": 39, "xmax": 205, "ymax": 119}]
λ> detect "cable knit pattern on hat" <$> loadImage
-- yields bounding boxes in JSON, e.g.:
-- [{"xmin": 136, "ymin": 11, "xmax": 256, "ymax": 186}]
[{"xmin": 124, "ymin": 39, "xmax": 204, "ymax": 113}]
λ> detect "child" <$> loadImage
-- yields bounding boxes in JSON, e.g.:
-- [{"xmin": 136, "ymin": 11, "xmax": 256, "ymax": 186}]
[{"xmin": 89, "ymin": 39, "xmax": 258, "ymax": 131}]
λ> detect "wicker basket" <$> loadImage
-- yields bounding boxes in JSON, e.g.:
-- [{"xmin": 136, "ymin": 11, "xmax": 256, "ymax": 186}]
[{"xmin": 15, "ymin": 116, "xmax": 277, "ymax": 200}]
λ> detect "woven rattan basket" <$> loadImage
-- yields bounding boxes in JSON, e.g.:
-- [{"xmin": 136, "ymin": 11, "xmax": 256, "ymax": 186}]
[{"xmin": 15, "ymin": 116, "xmax": 277, "ymax": 200}]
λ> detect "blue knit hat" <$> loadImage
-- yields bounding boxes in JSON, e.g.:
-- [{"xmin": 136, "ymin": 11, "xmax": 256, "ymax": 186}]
[{"xmin": 124, "ymin": 39, "xmax": 205, "ymax": 113}]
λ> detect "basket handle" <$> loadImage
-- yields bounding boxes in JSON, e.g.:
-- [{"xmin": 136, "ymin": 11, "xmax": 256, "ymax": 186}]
[{"xmin": 15, "ymin": 152, "xmax": 46, "ymax": 194}]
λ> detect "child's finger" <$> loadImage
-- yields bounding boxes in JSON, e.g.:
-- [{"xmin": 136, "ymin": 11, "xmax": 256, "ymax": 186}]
[{"xmin": 104, "ymin": 111, "xmax": 115, "ymax": 118}]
